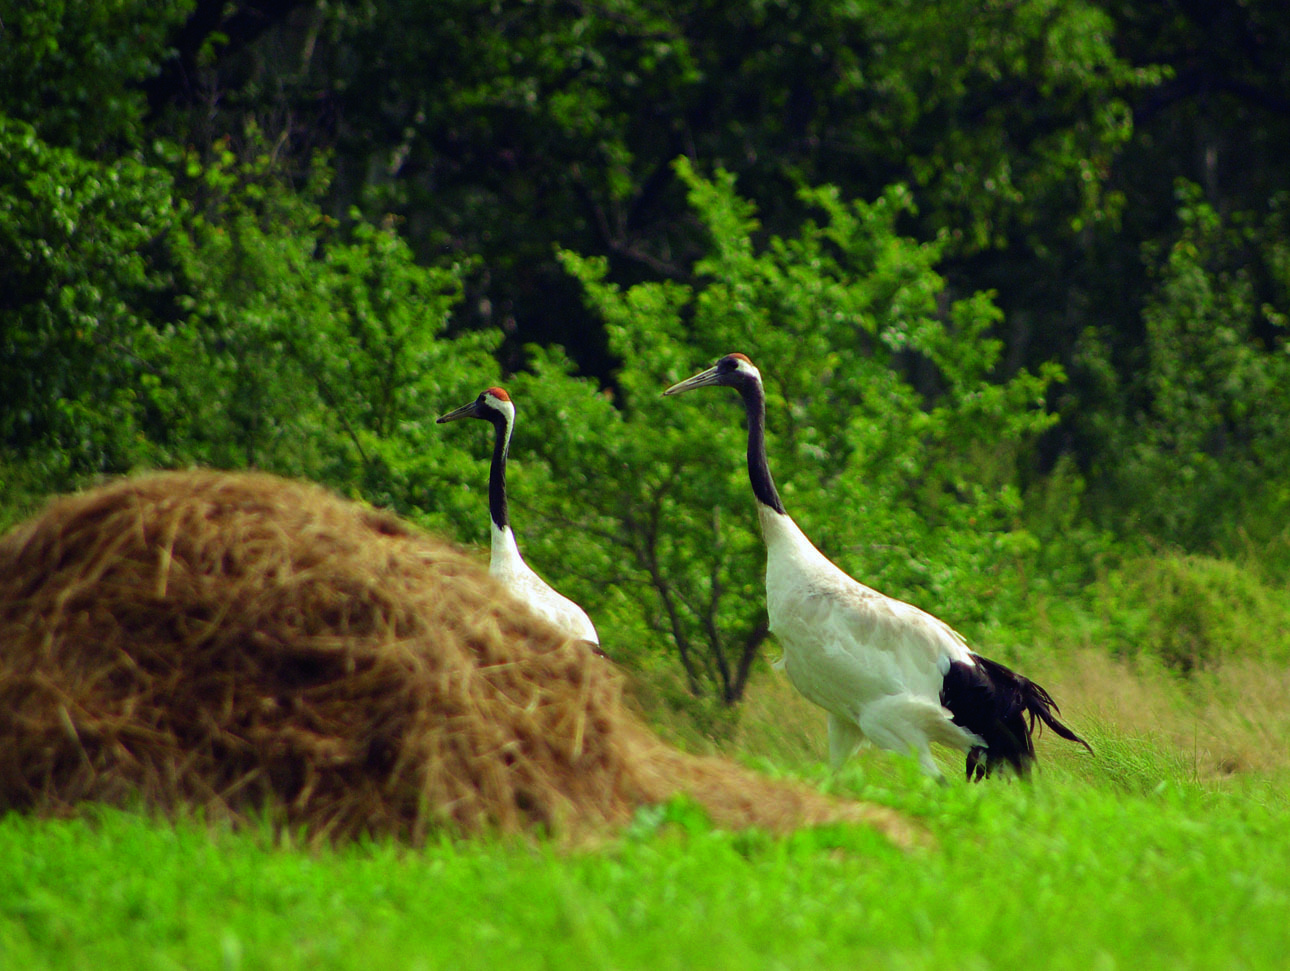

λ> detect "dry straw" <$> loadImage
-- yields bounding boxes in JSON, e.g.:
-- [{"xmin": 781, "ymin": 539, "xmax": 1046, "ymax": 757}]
[{"xmin": 0, "ymin": 470, "xmax": 912, "ymax": 846}]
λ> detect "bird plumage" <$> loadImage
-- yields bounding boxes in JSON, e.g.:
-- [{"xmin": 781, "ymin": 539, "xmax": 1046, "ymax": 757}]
[
  {"xmin": 438, "ymin": 387, "xmax": 601, "ymax": 650},
  {"xmin": 664, "ymin": 353, "xmax": 1089, "ymax": 780}
]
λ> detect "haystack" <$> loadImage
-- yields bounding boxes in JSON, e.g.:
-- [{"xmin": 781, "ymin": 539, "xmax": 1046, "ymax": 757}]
[{"xmin": 0, "ymin": 470, "xmax": 912, "ymax": 845}]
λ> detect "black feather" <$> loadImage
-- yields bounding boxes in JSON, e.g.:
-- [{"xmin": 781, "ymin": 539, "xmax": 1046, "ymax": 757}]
[{"xmin": 940, "ymin": 654, "xmax": 1093, "ymax": 781}]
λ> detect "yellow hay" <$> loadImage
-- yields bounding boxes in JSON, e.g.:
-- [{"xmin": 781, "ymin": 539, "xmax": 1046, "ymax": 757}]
[{"xmin": 0, "ymin": 470, "xmax": 912, "ymax": 846}]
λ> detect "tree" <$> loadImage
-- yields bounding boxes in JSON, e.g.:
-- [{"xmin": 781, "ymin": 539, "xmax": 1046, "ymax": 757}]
[
  {"xmin": 519, "ymin": 162, "xmax": 1061, "ymax": 705},
  {"xmin": 0, "ymin": 118, "xmax": 179, "ymax": 479},
  {"xmin": 135, "ymin": 1, "xmax": 1151, "ymax": 375},
  {"xmin": 1081, "ymin": 181, "xmax": 1290, "ymax": 548},
  {"xmin": 0, "ymin": 0, "xmax": 192, "ymax": 152}
]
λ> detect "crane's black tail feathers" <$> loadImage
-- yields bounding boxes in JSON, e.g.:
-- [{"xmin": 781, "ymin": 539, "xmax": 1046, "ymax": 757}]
[{"xmin": 941, "ymin": 654, "xmax": 1093, "ymax": 782}]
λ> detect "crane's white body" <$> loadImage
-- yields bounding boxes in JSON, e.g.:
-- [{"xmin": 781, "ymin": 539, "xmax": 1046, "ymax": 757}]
[
  {"xmin": 489, "ymin": 521, "xmax": 600, "ymax": 646},
  {"xmin": 759, "ymin": 505, "xmax": 981, "ymax": 776}
]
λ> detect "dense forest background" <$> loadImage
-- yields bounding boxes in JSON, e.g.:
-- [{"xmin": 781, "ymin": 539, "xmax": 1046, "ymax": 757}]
[{"xmin": 4, "ymin": 0, "xmax": 1289, "ymax": 717}]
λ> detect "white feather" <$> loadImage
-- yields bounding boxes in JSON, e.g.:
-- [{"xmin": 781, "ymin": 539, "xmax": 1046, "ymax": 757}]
[
  {"xmin": 758, "ymin": 504, "xmax": 982, "ymax": 776},
  {"xmin": 490, "ymin": 522, "xmax": 600, "ymax": 646}
]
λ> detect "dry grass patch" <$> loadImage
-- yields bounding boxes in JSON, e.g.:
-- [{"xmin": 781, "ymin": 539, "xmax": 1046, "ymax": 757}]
[{"xmin": 1045, "ymin": 650, "xmax": 1290, "ymax": 780}]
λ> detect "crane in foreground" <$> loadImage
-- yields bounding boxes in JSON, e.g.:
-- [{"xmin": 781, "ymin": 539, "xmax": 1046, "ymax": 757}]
[
  {"xmin": 438, "ymin": 387, "xmax": 602, "ymax": 654},
  {"xmin": 664, "ymin": 353, "xmax": 1090, "ymax": 780}
]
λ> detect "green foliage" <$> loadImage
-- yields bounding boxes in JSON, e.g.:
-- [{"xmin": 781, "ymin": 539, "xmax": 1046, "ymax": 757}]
[
  {"xmin": 541, "ymin": 162, "xmax": 1064, "ymax": 702},
  {"xmin": 1085, "ymin": 181, "xmax": 1290, "ymax": 550},
  {"xmin": 1082, "ymin": 553, "xmax": 1290, "ymax": 674},
  {"xmin": 307, "ymin": 0, "xmax": 1162, "ymax": 379},
  {"xmin": 0, "ymin": 0, "xmax": 192, "ymax": 152},
  {"xmin": 6, "ymin": 0, "xmax": 1290, "ymax": 722},
  {"xmin": 857, "ymin": 0, "xmax": 1152, "ymax": 252},
  {"xmin": 0, "ymin": 117, "xmax": 178, "ymax": 481},
  {"xmin": 0, "ymin": 459, "xmax": 53, "ymax": 537},
  {"xmin": 0, "ymin": 122, "xmax": 492, "ymax": 535},
  {"xmin": 163, "ymin": 140, "xmax": 492, "ymax": 529}
]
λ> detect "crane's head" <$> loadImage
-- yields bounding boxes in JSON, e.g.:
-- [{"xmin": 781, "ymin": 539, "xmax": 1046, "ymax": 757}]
[
  {"xmin": 436, "ymin": 387, "xmax": 515, "ymax": 425},
  {"xmin": 662, "ymin": 353, "xmax": 762, "ymax": 397}
]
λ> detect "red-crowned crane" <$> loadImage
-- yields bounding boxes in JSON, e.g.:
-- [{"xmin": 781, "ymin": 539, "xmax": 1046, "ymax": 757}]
[
  {"xmin": 664, "ymin": 353, "xmax": 1090, "ymax": 780},
  {"xmin": 438, "ymin": 387, "xmax": 602, "ymax": 653}
]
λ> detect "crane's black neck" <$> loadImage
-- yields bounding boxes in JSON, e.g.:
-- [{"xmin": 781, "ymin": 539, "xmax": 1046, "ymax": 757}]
[
  {"xmin": 738, "ymin": 379, "xmax": 786, "ymax": 515},
  {"xmin": 486, "ymin": 410, "xmax": 512, "ymax": 531}
]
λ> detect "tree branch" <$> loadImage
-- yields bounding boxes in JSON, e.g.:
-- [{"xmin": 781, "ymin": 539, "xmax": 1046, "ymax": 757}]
[
  {"xmin": 730, "ymin": 618, "xmax": 770, "ymax": 703},
  {"xmin": 628, "ymin": 502, "xmax": 702, "ymax": 696}
]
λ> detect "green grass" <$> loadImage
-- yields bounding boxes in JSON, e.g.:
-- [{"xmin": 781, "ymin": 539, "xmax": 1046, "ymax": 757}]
[{"xmin": 3, "ymin": 745, "xmax": 1288, "ymax": 971}]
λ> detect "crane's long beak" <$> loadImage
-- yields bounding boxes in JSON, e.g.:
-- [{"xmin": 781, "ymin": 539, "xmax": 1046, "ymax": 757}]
[
  {"xmin": 663, "ymin": 365, "xmax": 722, "ymax": 396},
  {"xmin": 436, "ymin": 400, "xmax": 483, "ymax": 423}
]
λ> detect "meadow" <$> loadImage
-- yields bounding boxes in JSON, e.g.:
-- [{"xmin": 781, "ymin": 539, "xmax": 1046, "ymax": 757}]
[
  {"xmin": 3, "ymin": 641, "xmax": 1288, "ymax": 971},
  {"xmin": 6, "ymin": 4, "xmax": 1290, "ymax": 966}
]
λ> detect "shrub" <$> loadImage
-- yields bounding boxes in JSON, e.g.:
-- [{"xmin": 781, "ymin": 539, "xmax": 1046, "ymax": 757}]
[
  {"xmin": 1091, "ymin": 553, "xmax": 1290, "ymax": 674},
  {"xmin": 536, "ymin": 161, "xmax": 1068, "ymax": 704}
]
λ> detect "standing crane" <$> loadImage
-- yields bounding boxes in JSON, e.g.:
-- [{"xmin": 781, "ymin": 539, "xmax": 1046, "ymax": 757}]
[
  {"xmin": 664, "ymin": 353, "xmax": 1090, "ymax": 780},
  {"xmin": 438, "ymin": 387, "xmax": 602, "ymax": 654}
]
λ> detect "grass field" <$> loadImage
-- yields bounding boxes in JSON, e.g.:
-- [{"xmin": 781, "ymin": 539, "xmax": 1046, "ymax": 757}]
[{"xmin": 3, "ymin": 652, "xmax": 1288, "ymax": 971}]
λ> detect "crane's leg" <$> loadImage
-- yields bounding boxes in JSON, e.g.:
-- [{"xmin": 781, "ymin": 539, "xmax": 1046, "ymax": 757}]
[
  {"xmin": 857, "ymin": 696, "xmax": 978, "ymax": 782},
  {"xmin": 827, "ymin": 713, "xmax": 865, "ymax": 770},
  {"xmin": 917, "ymin": 747, "xmax": 949, "ymax": 784}
]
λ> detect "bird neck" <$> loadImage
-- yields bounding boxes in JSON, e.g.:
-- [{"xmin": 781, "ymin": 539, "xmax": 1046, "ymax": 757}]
[
  {"xmin": 487, "ymin": 410, "xmax": 512, "ymax": 532},
  {"xmin": 740, "ymin": 380, "xmax": 786, "ymax": 515},
  {"xmin": 757, "ymin": 502, "xmax": 835, "ymax": 577},
  {"xmin": 489, "ymin": 520, "xmax": 525, "ymax": 575}
]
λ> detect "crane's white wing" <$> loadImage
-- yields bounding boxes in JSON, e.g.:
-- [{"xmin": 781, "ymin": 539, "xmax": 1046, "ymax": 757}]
[
  {"xmin": 497, "ymin": 564, "xmax": 600, "ymax": 645},
  {"xmin": 489, "ymin": 523, "xmax": 599, "ymax": 645},
  {"xmin": 769, "ymin": 561, "xmax": 977, "ymax": 752}
]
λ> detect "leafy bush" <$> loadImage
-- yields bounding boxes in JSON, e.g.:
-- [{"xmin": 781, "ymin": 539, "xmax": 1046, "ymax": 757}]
[
  {"xmin": 1086, "ymin": 553, "xmax": 1290, "ymax": 674},
  {"xmin": 164, "ymin": 142, "xmax": 493, "ymax": 529},
  {"xmin": 1084, "ymin": 182, "xmax": 1290, "ymax": 553},
  {"xmin": 0, "ymin": 127, "xmax": 493, "ymax": 541},
  {"xmin": 0, "ymin": 117, "xmax": 178, "ymax": 483},
  {"xmin": 0, "ymin": 0, "xmax": 189, "ymax": 152},
  {"xmin": 534, "ymin": 160, "xmax": 1069, "ymax": 704}
]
